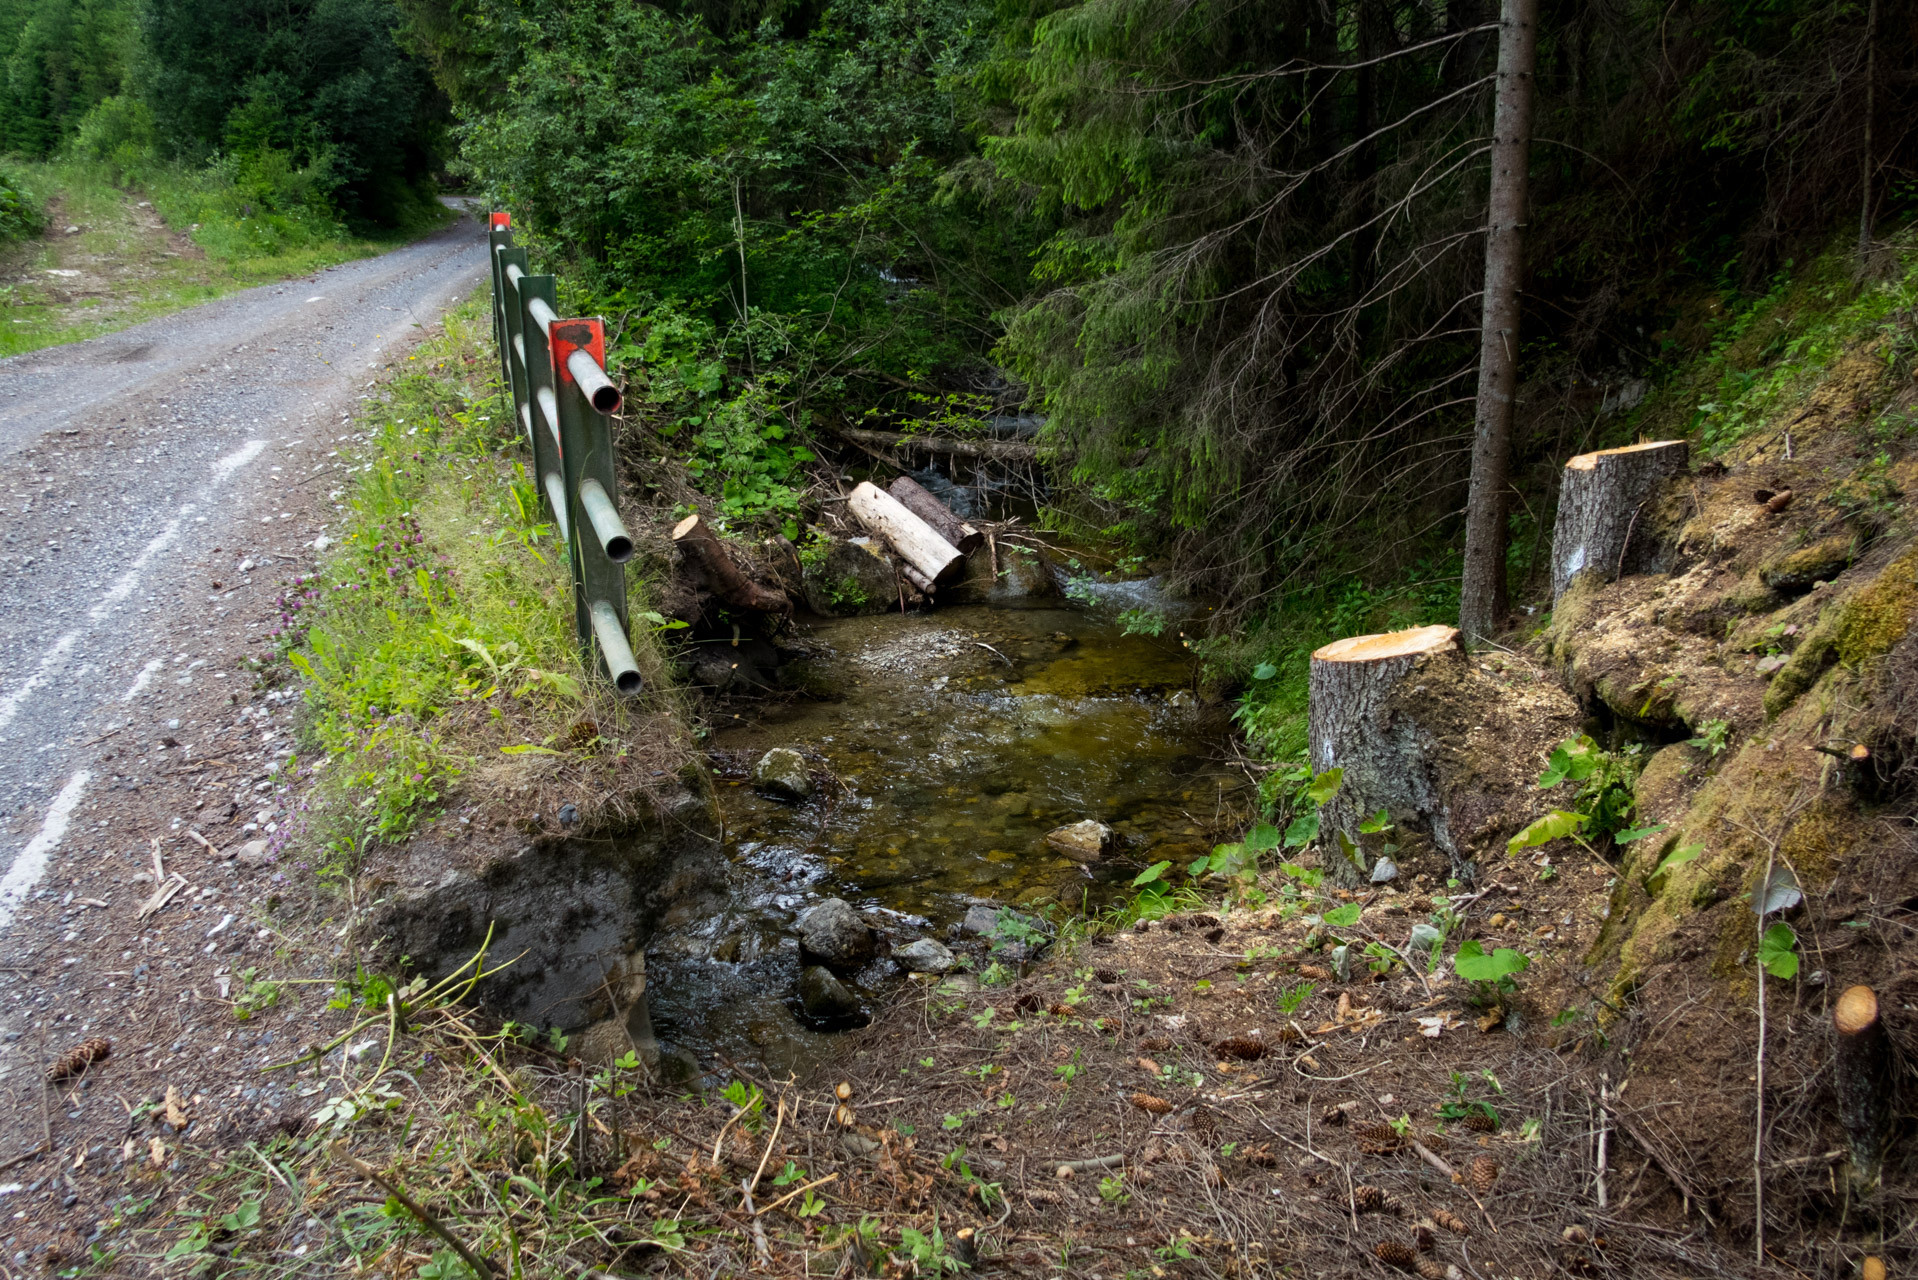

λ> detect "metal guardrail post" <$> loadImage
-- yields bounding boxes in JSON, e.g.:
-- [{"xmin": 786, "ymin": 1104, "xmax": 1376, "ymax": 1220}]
[
  {"xmin": 486, "ymin": 212, "xmax": 513, "ymax": 392},
  {"xmin": 515, "ymin": 271, "xmax": 572, "ymax": 545},
  {"xmin": 550, "ymin": 316, "xmax": 641, "ymax": 695}
]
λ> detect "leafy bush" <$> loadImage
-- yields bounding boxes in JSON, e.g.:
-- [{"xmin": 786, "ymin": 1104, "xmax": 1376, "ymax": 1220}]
[{"xmin": 0, "ymin": 168, "xmax": 43, "ymax": 242}]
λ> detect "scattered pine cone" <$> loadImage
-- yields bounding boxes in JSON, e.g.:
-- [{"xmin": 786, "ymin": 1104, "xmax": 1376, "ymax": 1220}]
[
  {"xmin": 1188, "ymin": 1106, "xmax": 1221, "ymax": 1142},
  {"xmin": 1433, "ymin": 1208, "xmax": 1470, "ymax": 1236},
  {"xmin": 1095, "ymin": 967, "xmax": 1121, "ymax": 984},
  {"xmin": 1374, "ymin": 1240, "xmax": 1418, "ymax": 1270},
  {"xmin": 1131, "ymin": 1092, "xmax": 1173, "ymax": 1115},
  {"xmin": 1355, "ymin": 1123, "xmax": 1406, "ymax": 1154},
  {"xmin": 1469, "ymin": 1154, "xmax": 1500, "ymax": 1193},
  {"xmin": 1298, "ymin": 963, "xmax": 1334, "ymax": 982},
  {"xmin": 1353, "ymin": 1184, "xmax": 1402, "ymax": 1213},
  {"xmin": 1420, "ymin": 1132, "xmax": 1447, "ymax": 1152},
  {"xmin": 1013, "ymin": 993, "xmax": 1043, "ymax": 1014},
  {"xmin": 1461, "ymin": 1111, "xmax": 1497, "ymax": 1134},
  {"xmin": 1318, "ymin": 1103, "xmax": 1351, "ymax": 1126},
  {"xmin": 1415, "ymin": 1260, "xmax": 1455, "ymax": 1280},
  {"xmin": 1048, "ymin": 1003, "xmax": 1072, "ymax": 1017},
  {"xmin": 1243, "ymin": 1143, "xmax": 1280, "ymax": 1168},
  {"xmin": 45, "ymin": 1037, "xmax": 110, "ymax": 1082},
  {"xmin": 1138, "ymin": 1035, "xmax": 1172, "ymax": 1052},
  {"xmin": 1211, "ymin": 1034, "xmax": 1268, "ymax": 1061}
]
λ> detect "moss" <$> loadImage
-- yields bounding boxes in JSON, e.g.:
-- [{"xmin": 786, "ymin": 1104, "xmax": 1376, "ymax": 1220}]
[
  {"xmin": 1759, "ymin": 535, "xmax": 1854, "ymax": 594},
  {"xmin": 1765, "ymin": 542, "xmax": 1918, "ymax": 717}
]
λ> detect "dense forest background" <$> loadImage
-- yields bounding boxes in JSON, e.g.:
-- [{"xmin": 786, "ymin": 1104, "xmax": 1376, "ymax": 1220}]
[{"xmin": 5, "ymin": 0, "xmax": 1915, "ymax": 641}]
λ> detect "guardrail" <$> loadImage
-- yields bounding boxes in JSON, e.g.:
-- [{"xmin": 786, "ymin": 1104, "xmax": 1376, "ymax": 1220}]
[{"xmin": 485, "ymin": 211, "xmax": 642, "ymax": 695}]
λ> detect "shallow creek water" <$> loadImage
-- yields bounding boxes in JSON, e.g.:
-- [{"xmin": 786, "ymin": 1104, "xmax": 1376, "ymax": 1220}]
[{"xmin": 645, "ymin": 599, "xmax": 1249, "ymax": 1076}]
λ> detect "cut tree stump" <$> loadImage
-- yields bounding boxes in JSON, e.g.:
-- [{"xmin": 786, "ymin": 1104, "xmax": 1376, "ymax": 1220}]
[
  {"xmin": 1834, "ymin": 984, "xmax": 1895, "ymax": 1188},
  {"xmin": 848, "ymin": 481, "xmax": 965, "ymax": 588},
  {"xmin": 888, "ymin": 476, "xmax": 983, "ymax": 553},
  {"xmin": 1550, "ymin": 440, "xmax": 1689, "ymax": 600},
  {"xmin": 671, "ymin": 514, "xmax": 792, "ymax": 615}
]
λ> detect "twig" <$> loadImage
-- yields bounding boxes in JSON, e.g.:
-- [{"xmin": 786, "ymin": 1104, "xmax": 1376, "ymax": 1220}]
[
  {"xmin": 1053, "ymin": 1153, "xmax": 1125, "ymax": 1176},
  {"xmin": 973, "ymin": 642, "xmax": 1013, "ymax": 667},
  {"xmin": 748, "ymin": 1095, "xmax": 788, "ymax": 1197},
  {"xmin": 754, "ymin": 1172, "xmax": 838, "ymax": 1216},
  {"xmin": 1595, "ymin": 1072, "xmax": 1610, "ymax": 1209},
  {"xmin": 738, "ymin": 1180, "xmax": 773, "ymax": 1267},
  {"xmin": 335, "ymin": 1145, "xmax": 497, "ymax": 1279}
]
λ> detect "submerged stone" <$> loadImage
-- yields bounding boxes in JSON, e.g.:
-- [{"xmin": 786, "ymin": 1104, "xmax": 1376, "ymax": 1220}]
[
  {"xmin": 752, "ymin": 748, "xmax": 813, "ymax": 801},
  {"xmin": 798, "ymin": 965, "xmax": 862, "ymax": 1020}
]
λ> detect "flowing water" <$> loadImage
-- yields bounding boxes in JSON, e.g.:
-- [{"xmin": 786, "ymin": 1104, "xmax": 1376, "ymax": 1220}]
[{"xmin": 645, "ymin": 598, "xmax": 1250, "ymax": 1076}]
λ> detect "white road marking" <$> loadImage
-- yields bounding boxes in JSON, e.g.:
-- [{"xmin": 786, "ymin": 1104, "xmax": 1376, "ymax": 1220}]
[
  {"xmin": 0, "ymin": 771, "xmax": 91, "ymax": 933},
  {"xmin": 210, "ymin": 439, "xmax": 266, "ymax": 485},
  {"xmin": 0, "ymin": 633, "xmax": 78, "ymax": 731},
  {"xmin": 89, "ymin": 518, "xmax": 183, "ymax": 621},
  {"xmin": 122, "ymin": 658, "xmax": 164, "ymax": 701}
]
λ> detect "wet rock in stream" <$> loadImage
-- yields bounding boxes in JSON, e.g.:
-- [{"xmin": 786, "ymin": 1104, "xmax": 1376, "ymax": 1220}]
[
  {"xmin": 752, "ymin": 747, "xmax": 814, "ymax": 801},
  {"xmin": 798, "ymin": 965, "xmax": 863, "ymax": 1021},
  {"xmin": 893, "ymin": 938, "xmax": 956, "ymax": 973},
  {"xmin": 798, "ymin": 897, "xmax": 875, "ymax": 971},
  {"xmin": 1045, "ymin": 818, "xmax": 1114, "ymax": 863}
]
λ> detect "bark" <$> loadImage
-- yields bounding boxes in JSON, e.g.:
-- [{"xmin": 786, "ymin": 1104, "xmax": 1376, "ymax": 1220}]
[
  {"xmin": 1308, "ymin": 625, "xmax": 1468, "ymax": 886},
  {"xmin": 1861, "ymin": 0, "xmax": 1880, "ymax": 267},
  {"xmin": 1834, "ymin": 984, "xmax": 1895, "ymax": 1188},
  {"xmin": 847, "ymin": 481, "xmax": 966, "ymax": 587},
  {"xmin": 834, "ymin": 424, "xmax": 1042, "ymax": 462},
  {"xmin": 888, "ymin": 476, "xmax": 984, "ymax": 553},
  {"xmin": 1458, "ymin": 0, "xmax": 1538, "ymax": 645},
  {"xmin": 1549, "ymin": 440, "xmax": 1689, "ymax": 600},
  {"xmin": 671, "ymin": 514, "xmax": 792, "ymax": 615}
]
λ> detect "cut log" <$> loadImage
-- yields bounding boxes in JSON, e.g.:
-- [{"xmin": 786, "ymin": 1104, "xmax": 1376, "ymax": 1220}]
[
  {"xmin": 835, "ymin": 424, "xmax": 1042, "ymax": 462},
  {"xmin": 1550, "ymin": 440, "xmax": 1689, "ymax": 600},
  {"xmin": 847, "ymin": 481, "xmax": 965, "ymax": 587},
  {"xmin": 1834, "ymin": 984, "xmax": 1895, "ymax": 1188},
  {"xmin": 671, "ymin": 514, "xmax": 792, "ymax": 614},
  {"xmin": 888, "ymin": 476, "xmax": 983, "ymax": 553}
]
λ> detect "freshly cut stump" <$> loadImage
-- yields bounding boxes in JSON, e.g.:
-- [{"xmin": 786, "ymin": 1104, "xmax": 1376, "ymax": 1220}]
[
  {"xmin": 1550, "ymin": 440, "xmax": 1689, "ymax": 600},
  {"xmin": 888, "ymin": 475, "xmax": 983, "ymax": 553},
  {"xmin": 848, "ymin": 481, "xmax": 965, "ymax": 587},
  {"xmin": 1834, "ymin": 984, "xmax": 1894, "ymax": 1188},
  {"xmin": 672, "ymin": 514, "xmax": 792, "ymax": 615}
]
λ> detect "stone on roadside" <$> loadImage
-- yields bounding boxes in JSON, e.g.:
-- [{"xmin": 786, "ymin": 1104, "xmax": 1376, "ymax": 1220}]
[
  {"xmin": 798, "ymin": 897, "xmax": 874, "ymax": 971},
  {"xmin": 894, "ymin": 938, "xmax": 955, "ymax": 974},
  {"xmin": 1046, "ymin": 819, "xmax": 1113, "ymax": 864},
  {"xmin": 752, "ymin": 748, "xmax": 813, "ymax": 802},
  {"xmin": 798, "ymin": 965, "xmax": 862, "ymax": 1020},
  {"xmin": 1370, "ymin": 855, "xmax": 1399, "ymax": 883},
  {"xmin": 235, "ymin": 839, "xmax": 271, "ymax": 868}
]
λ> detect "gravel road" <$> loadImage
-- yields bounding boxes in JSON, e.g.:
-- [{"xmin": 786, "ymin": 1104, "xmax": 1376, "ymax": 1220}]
[{"xmin": 0, "ymin": 210, "xmax": 487, "ymax": 922}]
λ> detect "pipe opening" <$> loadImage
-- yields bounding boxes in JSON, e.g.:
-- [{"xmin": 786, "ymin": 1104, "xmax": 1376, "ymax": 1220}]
[
  {"xmin": 605, "ymin": 534, "xmax": 635, "ymax": 562},
  {"xmin": 613, "ymin": 669, "xmax": 643, "ymax": 695},
  {"xmin": 588, "ymin": 385, "xmax": 622, "ymax": 414}
]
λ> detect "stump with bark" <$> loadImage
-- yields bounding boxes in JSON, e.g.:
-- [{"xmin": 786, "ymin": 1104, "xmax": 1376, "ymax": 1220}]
[
  {"xmin": 1834, "ymin": 984, "xmax": 1895, "ymax": 1189},
  {"xmin": 1550, "ymin": 440, "xmax": 1689, "ymax": 600},
  {"xmin": 671, "ymin": 514, "xmax": 792, "ymax": 616},
  {"xmin": 848, "ymin": 481, "xmax": 965, "ymax": 588},
  {"xmin": 1307, "ymin": 624, "xmax": 1581, "ymax": 887},
  {"xmin": 888, "ymin": 475, "xmax": 983, "ymax": 553}
]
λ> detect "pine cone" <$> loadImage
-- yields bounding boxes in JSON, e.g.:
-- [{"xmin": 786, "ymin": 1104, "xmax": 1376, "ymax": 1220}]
[
  {"xmin": 1138, "ymin": 1035, "xmax": 1172, "ymax": 1052},
  {"xmin": 1420, "ymin": 1132, "xmax": 1447, "ymax": 1152},
  {"xmin": 45, "ymin": 1037, "xmax": 111, "ymax": 1082},
  {"xmin": 1298, "ymin": 963, "xmax": 1333, "ymax": 982},
  {"xmin": 1095, "ymin": 967, "xmax": 1121, "ymax": 984},
  {"xmin": 1211, "ymin": 1034, "xmax": 1268, "ymax": 1061},
  {"xmin": 1355, "ymin": 1123, "xmax": 1405, "ymax": 1154},
  {"xmin": 1353, "ymin": 1184, "xmax": 1402, "ymax": 1213},
  {"xmin": 1374, "ymin": 1240, "xmax": 1418, "ymax": 1270},
  {"xmin": 1130, "ymin": 1092, "xmax": 1173, "ymax": 1115},
  {"xmin": 1243, "ymin": 1143, "xmax": 1279, "ymax": 1168},
  {"xmin": 1188, "ymin": 1106, "xmax": 1221, "ymax": 1141},
  {"xmin": 1469, "ymin": 1154, "xmax": 1499, "ymax": 1193},
  {"xmin": 1461, "ymin": 1111, "xmax": 1497, "ymax": 1134},
  {"xmin": 1319, "ymin": 1103, "xmax": 1350, "ymax": 1126},
  {"xmin": 1433, "ymin": 1208, "xmax": 1470, "ymax": 1236},
  {"xmin": 1415, "ymin": 1260, "xmax": 1452, "ymax": 1280}
]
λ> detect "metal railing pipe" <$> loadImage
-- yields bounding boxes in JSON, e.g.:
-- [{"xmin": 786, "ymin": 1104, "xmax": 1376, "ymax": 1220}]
[
  {"xmin": 578, "ymin": 478, "xmax": 634, "ymax": 562},
  {"xmin": 527, "ymin": 296, "xmax": 558, "ymax": 337},
  {"xmin": 536, "ymin": 385, "xmax": 563, "ymax": 453},
  {"xmin": 588, "ymin": 600, "xmax": 642, "ymax": 695},
  {"xmin": 566, "ymin": 348, "xmax": 622, "ymax": 414},
  {"xmin": 541, "ymin": 470, "xmax": 572, "ymax": 542}
]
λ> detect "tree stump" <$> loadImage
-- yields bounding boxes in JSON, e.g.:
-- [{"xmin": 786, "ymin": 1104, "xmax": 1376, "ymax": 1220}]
[
  {"xmin": 671, "ymin": 514, "xmax": 792, "ymax": 615},
  {"xmin": 1308, "ymin": 626, "xmax": 1468, "ymax": 886},
  {"xmin": 1834, "ymin": 984, "xmax": 1894, "ymax": 1188},
  {"xmin": 1550, "ymin": 440, "xmax": 1689, "ymax": 600},
  {"xmin": 848, "ymin": 481, "xmax": 965, "ymax": 587},
  {"xmin": 888, "ymin": 475, "xmax": 984, "ymax": 553}
]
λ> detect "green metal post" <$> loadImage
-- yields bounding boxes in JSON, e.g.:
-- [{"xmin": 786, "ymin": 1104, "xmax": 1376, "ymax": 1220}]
[
  {"xmin": 515, "ymin": 272, "xmax": 570, "ymax": 544},
  {"xmin": 486, "ymin": 213, "xmax": 513, "ymax": 391}
]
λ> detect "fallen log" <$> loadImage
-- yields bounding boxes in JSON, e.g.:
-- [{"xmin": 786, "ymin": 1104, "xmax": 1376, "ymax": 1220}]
[
  {"xmin": 1307, "ymin": 624, "xmax": 1580, "ymax": 886},
  {"xmin": 835, "ymin": 424, "xmax": 1041, "ymax": 462},
  {"xmin": 671, "ymin": 514, "xmax": 792, "ymax": 614},
  {"xmin": 1834, "ymin": 984, "xmax": 1894, "ymax": 1189},
  {"xmin": 888, "ymin": 476, "xmax": 983, "ymax": 553},
  {"xmin": 1550, "ymin": 440, "xmax": 1689, "ymax": 600},
  {"xmin": 847, "ymin": 482, "xmax": 965, "ymax": 588}
]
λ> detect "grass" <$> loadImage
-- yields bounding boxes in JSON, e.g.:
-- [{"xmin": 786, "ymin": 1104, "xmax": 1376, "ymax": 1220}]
[
  {"xmin": 0, "ymin": 158, "xmax": 451, "ymax": 357},
  {"xmin": 279, "ymin": 295, "xmax": 692, "ymax": 870}
]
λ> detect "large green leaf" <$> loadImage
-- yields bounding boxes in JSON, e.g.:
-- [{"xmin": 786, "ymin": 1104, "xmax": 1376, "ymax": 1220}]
[
  {"xmin": 1756, "ymin": 922, "xmax": 1800, "ymax": 979},
  {"xmin": 1305, "ymin": 768, "xmax": 1344, "ymax": 806},
  {"xmin": 1453, "ymin": 939, "xmax": 1531, "ymax": 982},
  {"xmin": 1506, "ymin": 810, "xmax": 1585, "ymax": 856}
]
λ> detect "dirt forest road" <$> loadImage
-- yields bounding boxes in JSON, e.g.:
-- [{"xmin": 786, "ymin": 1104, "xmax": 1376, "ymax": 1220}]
[{"xmin": 0, "ymin": 210, "xmax": 486, "ymax": 1234}]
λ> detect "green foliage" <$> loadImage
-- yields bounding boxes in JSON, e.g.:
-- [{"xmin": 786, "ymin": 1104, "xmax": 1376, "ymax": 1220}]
[
  {"xmin": 0, "ymin": 165, "xmax": 42, "ymax": 241},
  {"xmin": 1520, "ymin": 735, "xmax": 1643, "ymax": 846},
  {"xmin": 230, "ymin": 968, "xmax": 283, "ymax": 1020},
  {"xmin": 1687, "ymin": 719, "xmax": 1731, "ymax": 757},
  {"xmin": 1757, "ymin": 922, "xmax": 1800, "ymax": 980},
  {"xmin": 1507, "ymin": 810, "xmax": 1586, "ymax": 857},
  {"xmin": 1453, "ymin": 940, "xmax": 1531, "ymax": 999}
]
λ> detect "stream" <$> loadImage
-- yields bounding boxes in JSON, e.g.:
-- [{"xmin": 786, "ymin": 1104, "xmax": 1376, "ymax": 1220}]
[{"xmin": 644, "ymin": 593, "xmax": 1252, "ymax": 1077}]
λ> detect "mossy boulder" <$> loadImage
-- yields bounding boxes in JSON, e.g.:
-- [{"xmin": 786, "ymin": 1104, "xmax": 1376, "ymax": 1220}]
[
  {"xmin": 1759, "ymin": 535, "xmax": 1853, "ymax": 595},
  {"xmin": 1764, "ymin": 541, "xmax": 1918, "ymax": 717}
]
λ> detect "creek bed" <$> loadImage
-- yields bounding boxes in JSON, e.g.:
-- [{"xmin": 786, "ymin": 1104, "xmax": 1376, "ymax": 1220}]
[{"xmin": 645, "ymin": 598, "xmax": 1249, "ymax": 1076}]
